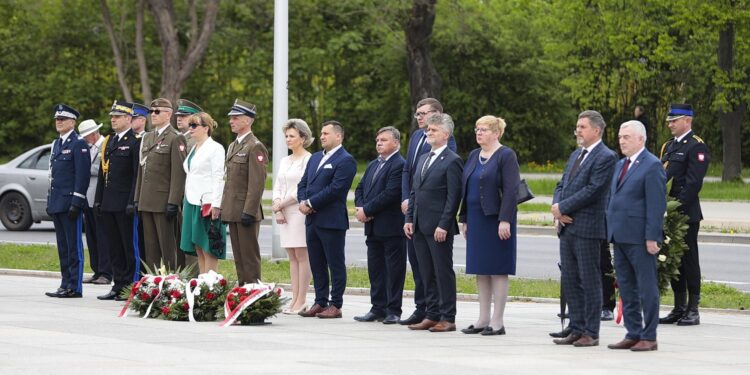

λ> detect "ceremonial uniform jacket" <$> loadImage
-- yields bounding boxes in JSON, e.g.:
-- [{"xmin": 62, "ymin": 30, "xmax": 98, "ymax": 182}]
[
  {"xmin": 220, "ymin": 132, "xmax": 268, "ymax": 222},
  {"xmin": 134, "ymin": 126, "xmax": 187, "ymax": 212},
  {"xmin": 47, "ymin": 132, "xmax": 91, "ymax": 214},
  {"xmin": 660, "ymin": 130, "xmax": 709, "ymax": 223},
  {"xmin": 95, "ymin": 130, "xmax": 141, "ymax": 212}
]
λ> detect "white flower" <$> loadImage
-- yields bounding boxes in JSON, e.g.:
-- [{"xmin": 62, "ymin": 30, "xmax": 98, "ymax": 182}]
[
  {"xmin": 664, "ymin": 236, "xmax": 671, "ymax": 244},
  {"xmin": 658, "ymin": 254, "xmax": 667, "ymax": 262}
]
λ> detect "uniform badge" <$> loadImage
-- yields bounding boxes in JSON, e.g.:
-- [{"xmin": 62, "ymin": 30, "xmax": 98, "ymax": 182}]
[
  {"xmin": 256, "ymin": 153, "xmax": 266, "ymax": 163},
  {"xmin": 62, "ymin": 149, "xmax": 71, "ymax": 154},
  {"xmin": 81, "ymin": 148, "xmax": 88, "ymax": 153},
  {"xmin": 697, "ymin": 153, "xmax": 705, "ymax": 162},
  {"xmin": 179, "ymin": 144, "xmax": 185, "ymax": 152}
]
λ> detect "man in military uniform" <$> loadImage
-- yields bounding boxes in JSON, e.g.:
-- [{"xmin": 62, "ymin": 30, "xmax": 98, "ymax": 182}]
[
  {"xmin": 659, "ymin": 103, "xmax": 709, "ymax": 326},
  {"xmin": 220, "ymin": 99, "xmax": 268, "ymax": 285},
  {"xmin": 95, "ymin": 101, "xmax": 141, "ymax": 300},
  {"xmin": 45, "ymin": 104, "xmax": 90, "ymax": 298},
  {"xmin": 128, "ymin": 102, "xmax": 148, "ymax": 270},
  {"xmin": 134, "ymin": 98, "xmax": 188, "ymax": 271},
  {"xmin": 175, "ymin": 99, "xmax": 203, "ymax": 150},
  {"xmin": 130, "ymin": 103, "xmax": 150, "ymax": 136}
]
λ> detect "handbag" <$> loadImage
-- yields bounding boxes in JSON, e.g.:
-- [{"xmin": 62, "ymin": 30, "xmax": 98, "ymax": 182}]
[
  {"xmin": 201, "ymin": 203, "xmax": 212, "ymax": 218},
  {"xmin": 498, "ymin": 179, "xmax": 535, "ymax": 205}
]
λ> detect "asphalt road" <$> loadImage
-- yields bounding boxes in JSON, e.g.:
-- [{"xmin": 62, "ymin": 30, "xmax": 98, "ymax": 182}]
[{"xmin": 2, "ymin": 222, "xmax": 749, "ymax": 292}]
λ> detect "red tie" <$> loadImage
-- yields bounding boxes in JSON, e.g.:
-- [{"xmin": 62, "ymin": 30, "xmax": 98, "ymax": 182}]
[{"xmin": 617, "ymin": 158, "xmax": 631, "ymax": 186}]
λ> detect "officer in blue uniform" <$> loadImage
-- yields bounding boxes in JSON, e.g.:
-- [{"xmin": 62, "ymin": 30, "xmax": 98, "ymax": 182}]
[
  {"xmin": 658, "ymin": 103, "xmax": 709, "ymax": 326},
  {"xmin": 45, "ymin": 104, "xmax": 91, "ymax": 298},
  {"xmin": 96, "ymin": 101, "xmax": 142, "ymax": 301}
]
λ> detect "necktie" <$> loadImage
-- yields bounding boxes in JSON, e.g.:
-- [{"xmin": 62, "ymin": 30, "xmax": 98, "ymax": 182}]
[
  {"xmin": 617, "ymin": 158, "xmax": 631, "ymax": 186},
  {"xmin": 421, "ymin": 152, "xmax": 435, "ymax": 179},
  {"xmin": 413, "ymin": 134, "xmax": 426, "ymax": 168},
  {"xmin": 370, "ymin": 157, "xmax": 386, "ymax": 184},
  {"xmin": 569, "ymin": 149, "xmax": 588, "ymax": 177}
]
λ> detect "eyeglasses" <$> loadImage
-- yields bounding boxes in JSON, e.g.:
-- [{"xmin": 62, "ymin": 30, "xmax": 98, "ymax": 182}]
[
  {"xmin": 149, "ymin": 109, "xmax": 162, "ymax": 115},
  {"xmin": 474, "ymin": 128, "xmax": 492, "ymax": 134},
  {"xmin": 413, "ymin": 110, "xmax": 438, "ymax": 119},
  {"xmin": 188, "ymin": 122, "xmax": 203, "ymax": 129}
]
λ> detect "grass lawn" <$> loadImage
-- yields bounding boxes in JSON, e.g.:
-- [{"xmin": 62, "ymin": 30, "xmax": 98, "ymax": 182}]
[
  {"xmin": 2, "ymin": 243, "xmax": 747, "ymax": 310},
  {"xmin": 524, "ymin": 179, "xmax": 750, "ymax": 201}
]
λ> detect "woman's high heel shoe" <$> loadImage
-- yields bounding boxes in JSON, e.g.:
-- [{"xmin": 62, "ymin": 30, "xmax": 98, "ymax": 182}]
[{"xmin": 291, "ymin": 304, "xmax": 309, "ymax": 314}]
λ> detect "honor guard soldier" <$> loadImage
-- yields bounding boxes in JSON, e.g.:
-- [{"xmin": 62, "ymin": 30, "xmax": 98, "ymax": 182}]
[
  {"xmin": 45, "ymin": 104, "xmax": 91, "ymax": 298},
  {"xmin": 220, "ymin": 99, "xmax": 268, "ymax": 284},
  {"xmin": 658, "ymin": 103, "xmax": 709, "ymax": 326},
  {"xmin": 130, "ymin": 103, "xmax": 150, "ymax": 136},
  {"xmin": 134, "ymin": 98, "xmax": 189, "ymax": 271},
  {"xmin": 95, "ymin": 101, "xmax": 141, "ymax": 300},
  {"xmin": 175, "ymin": 99, "xmax": 203, "ymax": 150}
]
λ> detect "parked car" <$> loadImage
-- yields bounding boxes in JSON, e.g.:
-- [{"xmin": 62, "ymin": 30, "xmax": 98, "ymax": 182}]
[{"xmin": 0, "ymin": 144, "xmax": 53, "ymax": 230}]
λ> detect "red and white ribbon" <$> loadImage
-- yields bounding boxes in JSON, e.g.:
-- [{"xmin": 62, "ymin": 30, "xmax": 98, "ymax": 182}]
[{"xmin": 219, "ymin": 282, "xmax": 275, "ymax": 327}]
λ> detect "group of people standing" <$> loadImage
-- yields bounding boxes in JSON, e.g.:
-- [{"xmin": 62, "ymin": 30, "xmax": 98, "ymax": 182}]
[
  {"xmin": 552, "ymin": 104, "xmax": 708, "ymax": 352},
  {"xmin": 44, "ymin": 96, "xmax": 708, "ymax": 350},
  {"xmin": 45, "ymin": 98, "xmax": 267, "ymax": 302}
]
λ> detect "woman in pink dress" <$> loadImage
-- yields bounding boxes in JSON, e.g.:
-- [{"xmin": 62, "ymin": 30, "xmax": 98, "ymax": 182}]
[{"xmin": 272, "ymin": 119, "xmax": 314, "ymax": 314}]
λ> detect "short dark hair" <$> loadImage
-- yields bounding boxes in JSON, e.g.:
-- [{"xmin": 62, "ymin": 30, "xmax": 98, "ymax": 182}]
[
  {"xmin": 322, "ymin": 120, "xmax": 344, "ymax": 138},
  {"xmin": 416, "ymin": 98, "xmax": 443, "ymax": 113}
]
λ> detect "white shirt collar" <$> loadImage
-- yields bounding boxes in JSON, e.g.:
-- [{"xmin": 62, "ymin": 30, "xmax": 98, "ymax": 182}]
[
  {"xmin": 582, "ymin": 139, "xmax": 602, "ymax": 154},
  {"xmin": 674, "ymin": 130, "xmax": 691, "ymax": 143},
  {"xmin": 381, "ymin": 149, "xmax": 400, "ymax": 162},
  {"xmin": 59, "ymin": 129, "xmax": 74, "ymax": 143},
  {"xmin": 324, "ymin": 144, "xmax": 343, "ymax": 157},
  {"xmin": 156, "ymin": 125, "xmax": 169, "ymax": 136},
  {"xmin": 236, "ymin": 131, "xmax": 251, "ymax": 144},
  {"xmin": 116, "ymin": 129, "xmax": 130, "ymax": 139},
  {"xmin": 94, "ymin": 136, "xmax": 104, "ymax": 149},
  {"xmin": 429, "ymin": 143, "xmax": 448, "ymax": 158},
  {"xmin": 628, "ymin": 147, "xmax": 646, "ymax": 163}
]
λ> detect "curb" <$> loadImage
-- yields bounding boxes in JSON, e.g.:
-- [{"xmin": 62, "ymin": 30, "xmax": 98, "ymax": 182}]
[{"xmin": 3, "ymin": 267, "xmax": 747, "ymax": 315}]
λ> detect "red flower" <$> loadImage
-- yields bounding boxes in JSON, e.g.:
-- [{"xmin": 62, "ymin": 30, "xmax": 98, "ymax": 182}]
[
  {"xmin": 171, "ymin": 290, "xmax": 182, "ymax": 299},
  {"xmin": 190, "ymin": 279, "xmax": 198, "ymax": 288},
  {"xmin": 206, "ymin": 292, "xmax": 216, "ymax": 300},
  {"xmin": 161, "ymin": 306, "xmax": 170, "ymax": 314},
  {"xmin": 219, "ymin": 279, "xmax": 227, "ymax": 286},
  {"xmin": 154, "ymin": 277, "xmax": 163, "ymax": 284},
  {"xmin": 276, "ymin": 288, "xmax": 282, "ymax": 296},
  {"xmin": 151, "ymin": 289, "xmax": 159, "ymax": 297},
  {"xmin": 131, "ymin": 285, "xmax": 139, "ymax": 293},
  {"xmin": 228, "ymin": 301, "xmax": 236, "ymax": 310},
  {"xmin": 183, "ymin": 302, "xmax": 190, "ymax": 311},
  {"xmin": 238, "ymin": 288, "xmax": 247, "ymax": 294},
  {"xmin": 140, "ymin": 292, "xmax": 150, "ymax": 300},
  {"xmin": 240, "ymin": 295, "xmax": 249, "ymax": 302}
]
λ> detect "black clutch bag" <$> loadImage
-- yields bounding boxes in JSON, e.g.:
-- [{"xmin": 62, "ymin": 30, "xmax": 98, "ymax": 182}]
[{"xmin": 498, "ymin": 179, "xmax": 535, "ymax": 205}]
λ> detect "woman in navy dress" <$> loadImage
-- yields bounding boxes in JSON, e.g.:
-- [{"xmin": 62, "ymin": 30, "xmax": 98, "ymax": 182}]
[{"xmin": 459, "ymin": 115, "xmax": 520, "ymax": 335}]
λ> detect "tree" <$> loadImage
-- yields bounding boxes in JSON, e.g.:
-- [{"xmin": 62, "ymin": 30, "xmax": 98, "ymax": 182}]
[{"xmin": 405, "ymin": 0, "xmax": 441, "ymax": 119}]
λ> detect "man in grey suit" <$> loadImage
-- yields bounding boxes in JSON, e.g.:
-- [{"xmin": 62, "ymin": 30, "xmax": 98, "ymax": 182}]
[
  {"xmin": 404, "ymin": 113, "xmax": 463, "ymax": 333},
  {"xmin": 606, "ymin": 120, "xmax": 666, "ymax": 352},
  {"xmin": 551, "ymin": 110, "xmax": 617, "ymax": 347}
]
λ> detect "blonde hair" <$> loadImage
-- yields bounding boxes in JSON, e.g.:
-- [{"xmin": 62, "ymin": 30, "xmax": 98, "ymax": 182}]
[
  {"xmin": 476, "ymin": 115, "xmax": 507, "ymax": 139},
  {"xmin": 189, "ymin": 112, "xmax": 217, "ymax": 137},
  {"xmin": 282, "ymin": 118, "xmax": 315, "ymax": 148}
]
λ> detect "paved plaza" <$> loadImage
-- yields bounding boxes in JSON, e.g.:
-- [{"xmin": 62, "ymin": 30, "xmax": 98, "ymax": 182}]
[{"xmin": 1, "ymin": 273, "xmax": 749, "ymax": 374}]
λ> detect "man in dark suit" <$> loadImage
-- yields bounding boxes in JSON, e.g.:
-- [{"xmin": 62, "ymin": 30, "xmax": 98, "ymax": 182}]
[
  {"xmin": 399, "ymin": 98, "xmax": 457, "ymax": 326},
  {"xmin": 45, "ymin": 104, "xmax": 90, "ymax": 298},
  {"xmin": 404, "ymin": 113, "xmax": 463, "ymax": 333},
  {"xmin": 297, "ymin": 121, "xmax": 357, "ymax": 319},
  {"xmin": 95, "ymin": 101, "xmax": 141, "ymax": 300},
  {"xmin": 606, "ymin": 120, "xmax": 666, "ymax": 352},
  {"xmin": 658, "ymin": 103, "xmax": 709, "ymax": 326},
  {"xmin": 551, "ymin": 110, "xmax": 617, "ymax": 347},
  {"xmin": 354, "ymin": 126, "xmax": 406, "ymax": 325}
]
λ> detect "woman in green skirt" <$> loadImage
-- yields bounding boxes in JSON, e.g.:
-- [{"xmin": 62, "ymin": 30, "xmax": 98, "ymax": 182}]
[{"xmin": 180, "ymin": 112, "xmax": 227, "ymax": 273}]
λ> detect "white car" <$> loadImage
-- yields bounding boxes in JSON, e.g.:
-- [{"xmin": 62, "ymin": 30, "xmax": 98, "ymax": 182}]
[{"xmin": 0, "ymin": 144, "xmax": 53, "ymax": 230}]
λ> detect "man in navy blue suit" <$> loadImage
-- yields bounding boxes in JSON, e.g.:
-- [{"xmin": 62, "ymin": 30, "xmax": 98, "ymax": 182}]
[
  {"xmin": 45, "ymin": 104, "xmax": 91, "ymax": 298},
  {"xmin": 404, "ymin": 113, "xmax": 463, "ymax": 333},
  {"xmin": 606, "ymin": 120, "xmax": 666, "ymax": 352},
  {"xmin": 551, "ymin": 110, "xmax": 617, "ymax": 347},
  {"xmin": 298, "ymin": 121, "xmax": 357, "ymax": 319},
  {"xmin": 354, "ymin": 126, "xmax": 406, "ymax": 325},
  {"xmin": 399, "ymin": 98, "xmax": 457, "ymax": 325}
]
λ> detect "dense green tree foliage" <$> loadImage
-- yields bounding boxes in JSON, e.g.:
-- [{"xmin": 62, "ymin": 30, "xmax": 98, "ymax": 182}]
[{"xmin": 1, "ymin": 0, "xmax": 747, "ymax": 175}]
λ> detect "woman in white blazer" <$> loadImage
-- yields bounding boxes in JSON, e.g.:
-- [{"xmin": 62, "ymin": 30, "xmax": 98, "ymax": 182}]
[{"xmin": 180, "ymin": 112, "xmax": 227, "ymax": 273}]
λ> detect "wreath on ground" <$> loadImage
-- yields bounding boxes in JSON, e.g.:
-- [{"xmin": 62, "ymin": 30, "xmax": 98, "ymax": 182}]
[{"xmin": 657, "ymin": 198, "xmax": 689, "ymax": 294}]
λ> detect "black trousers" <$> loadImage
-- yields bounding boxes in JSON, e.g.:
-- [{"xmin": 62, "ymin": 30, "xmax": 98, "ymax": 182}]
[
  {"xmin": 413, "ymin": 230, "xmax": 456, "ymax": 322},
  {"xmin": 601, "ymin": 241, "xmax": 616, "ymax": 311},
  {"xmin": 405, "ymin": 238, "xmax": 426, "ymax": 314},
  {"xmin": 366, "ymin": 235, "xmax": 407, "ymax": 316},
  {"xmin": 83, "ymin": 205, "xmax": 112, "ymax": 279},
  {"xmin": 671, "ymin": 222, "xmax": 701, "ymax": 295},
  {"xmin": 102, "ymin": 211, "xmax": 135, "ymax": 293}
]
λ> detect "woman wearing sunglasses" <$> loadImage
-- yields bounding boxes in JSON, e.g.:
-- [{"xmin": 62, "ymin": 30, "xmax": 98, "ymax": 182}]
[{"xmin": 180, "ymin": 112, "xmax": 227, "ymax": 273}]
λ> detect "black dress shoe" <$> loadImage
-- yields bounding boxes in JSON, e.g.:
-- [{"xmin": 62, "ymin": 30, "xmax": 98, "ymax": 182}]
[
  {"xmin": 45, "ymin": 288, "xmax": 66, "ymax": 298},
  {"xmin": 97, "ymin": 291, "xmax": 118, "ymax": 300},
  {"xmin": 382, "ymin": 314, "xmax": 400, "ymax": 324},
  {"xmin": 91, "ymin": 276, "xmax": 112, "ymax": 285},
  {"xmin": 549, "ymin": 326, "xmax": 573, "ymax": 338},
  {"xmin": 58, "ymin": 290, "xmax": 82, "ymax": 298},
  {"xmin": 480, "ymin": 326, "xmax": 506, "ymax": 336},
  {"xmin": 354, "ymin": 312, "xmax": 385, "ymax": 322},
  {"xmin": 114, "ymin": 294, "xmax": 128, "ymax": 301},
  {"xmin": 398, "ymin": 312, "xmax": 426, "ymax": 325},
  {"xmin": 461, "ymin": 325, "xmax": 486, "ymax": 334}
]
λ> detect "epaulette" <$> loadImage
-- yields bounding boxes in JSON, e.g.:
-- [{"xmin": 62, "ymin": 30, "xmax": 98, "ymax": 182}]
[
  {"xmin": 135, "ymin": 133, "xmax": 142, "ymax": 139},
  {"xmin": 692, "ymin": 134, "xmax": 704, "ymax": 143}
]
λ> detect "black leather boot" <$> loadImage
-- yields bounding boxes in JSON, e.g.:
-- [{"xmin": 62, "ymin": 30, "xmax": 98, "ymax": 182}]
[
  {"xmin": 677, "ymin": 294, "xmax": 700, "ymax": 326},
  {"xmin": 659, "ymin": 292, "xmax": 686, "ymax": 324}
]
